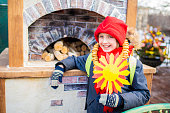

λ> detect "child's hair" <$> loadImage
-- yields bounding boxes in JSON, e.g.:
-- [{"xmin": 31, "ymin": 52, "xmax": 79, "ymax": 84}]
[
  {"xmin": 116, "ymin": 40, "xmax": 120, "ymax": 48},
  {"xmin": 126, "ymin": 27, "xmax": 141, "ymax": 50}
]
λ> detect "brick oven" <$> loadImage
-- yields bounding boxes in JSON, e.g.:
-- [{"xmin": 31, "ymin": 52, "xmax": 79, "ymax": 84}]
[
  {"xmin": 23, "ymin": 1, "xmax": 129, "ymax": 67},
  {"xmin": 0, "ymin": 0, "xmax": 156, "ymax": 113},
  {"xmin": 8, "ymin": 0, "xmax": 138, "ymax": 68},
  {"xmin": 27, "ymin": 9, "xmax": 102, "ymax": 66}
]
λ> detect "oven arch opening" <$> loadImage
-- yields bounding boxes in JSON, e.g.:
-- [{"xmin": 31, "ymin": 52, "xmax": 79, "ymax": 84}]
[{"xmin": 42, "ymin": 37, "xmax": 91, "ymax": 62}]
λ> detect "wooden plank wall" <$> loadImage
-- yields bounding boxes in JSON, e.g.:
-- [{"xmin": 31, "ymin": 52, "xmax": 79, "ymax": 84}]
[
  {"xmin": 1, "ymin": 0, "xmax": 23, "ymax": 112},
  {"xmin": 0, "ymin": 79, "xmax": 6, "ymax": 113},
  {"xmin": 8, "ymin": 0, "xmax": 23, "ymax": 67},
  {"xmin": 126, "ymin": 0, "xmax": 138, "ymax": 28}
]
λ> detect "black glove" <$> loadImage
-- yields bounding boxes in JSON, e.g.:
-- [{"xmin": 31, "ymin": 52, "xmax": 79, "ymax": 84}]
[
  {"xmin": 51, "ymin": 65, "xmax": 64, "ymax": 89},
  {"xmin": 97, "ymin": 93, "xmax": 123, "ymax": 108}
]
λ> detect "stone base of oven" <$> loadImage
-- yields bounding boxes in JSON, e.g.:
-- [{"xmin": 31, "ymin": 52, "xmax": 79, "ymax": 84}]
[{"xmin": 5, "ymin": 78, "xmax": 87, "ymax": 113}]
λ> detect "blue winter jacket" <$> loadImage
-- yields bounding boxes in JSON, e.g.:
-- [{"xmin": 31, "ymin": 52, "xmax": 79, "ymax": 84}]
[{"xmin": 58, "ymin": 53, "xmax": 150, "ymax": 113}]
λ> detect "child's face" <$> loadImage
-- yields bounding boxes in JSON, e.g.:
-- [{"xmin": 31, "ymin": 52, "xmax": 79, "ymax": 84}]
[{"xmin": 98, "ymin": 33, "xmax": 117, "ymax": 52}]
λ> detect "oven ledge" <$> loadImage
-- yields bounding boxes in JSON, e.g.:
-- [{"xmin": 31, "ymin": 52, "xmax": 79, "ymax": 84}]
[{"xmin": 0, "ymin": 48, "xmax": 156, "ymax": 79}]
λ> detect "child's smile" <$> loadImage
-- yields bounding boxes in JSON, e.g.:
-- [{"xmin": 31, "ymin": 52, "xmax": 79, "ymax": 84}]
[{"xmin": 98, "ymin": 33, "xmax": 118, "ymax": 52}]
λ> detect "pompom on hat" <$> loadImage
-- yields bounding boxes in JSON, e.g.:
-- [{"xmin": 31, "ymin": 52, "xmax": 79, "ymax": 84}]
[{"xmin": 94, "ymin": 16, "xmax": 127, "ymax": 46}]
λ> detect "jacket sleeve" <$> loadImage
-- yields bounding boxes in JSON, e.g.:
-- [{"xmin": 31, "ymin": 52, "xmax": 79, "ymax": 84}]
[
  {"xmin": 120, "ymin": 59, "xmax": 150, "ymax": 110},
  {"xmin": 56, "ymin": 53, "xmax": 89, "ymax": 72}
]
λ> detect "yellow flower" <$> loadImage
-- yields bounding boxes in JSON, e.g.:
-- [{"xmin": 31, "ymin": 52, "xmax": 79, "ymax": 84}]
[
  {"xmin": 163, "ymin": 33, "xmax": 166, "ymax": 37},
  {"xmin": 150, "ymin": 47, "xmax": 154, "ymax": 51},
  {"xmin": 149, "ymin": 39, "xmax": 152, "ymax": 42},
  {"xmin": 141, "ymin": 40, "xmax": 145, "ymax": 43},
  {"xmin": 163, "ymin": 49, "xmax": 166, "ymax": 55},
  {"xmin": 156, "ymin": 31, "xmax": 162, "ymax": 35},
  {"xmin": 152, "ymin": 34, "xmax": 156, "ymax": 37},
  {"xmin": 145, "ymin": 50, "xmax": 149, "ymax": 53},
  {"xmin": 149, "ymin": 51, "xmax": 154, "ymax": 54},
  {"xmin": 145, "ymin": 39, "xmax": 149, "ymax": 43},
  {"xmin": 155, "ymin": 38, "xmax": 159, "ymax": 42}
]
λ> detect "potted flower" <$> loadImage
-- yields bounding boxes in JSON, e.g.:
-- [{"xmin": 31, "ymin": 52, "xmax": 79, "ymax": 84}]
[{"xmin": 136, "ymin": 26, "xmax": 167, "ymax": 67}]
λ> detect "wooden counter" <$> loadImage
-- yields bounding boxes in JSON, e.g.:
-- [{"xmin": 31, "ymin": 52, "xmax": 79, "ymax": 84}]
[{"xmin": 0, "ymin": 48, "xmax": 156, "ymax": 79}]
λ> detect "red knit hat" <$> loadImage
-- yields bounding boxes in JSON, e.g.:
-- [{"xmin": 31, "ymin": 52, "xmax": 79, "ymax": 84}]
[{"xmin": 94, "ymin": 16, "xmax": 127, "ymax": 46}]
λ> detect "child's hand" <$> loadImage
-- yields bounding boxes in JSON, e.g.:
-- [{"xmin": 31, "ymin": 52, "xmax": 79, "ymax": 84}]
[
  {"xmin": 50, "ymin": 65, "xmax": 64, "ymax": 89},
  {"xmin": 97, "ymin": 93, "xmax": 123, "ymax": 108}
]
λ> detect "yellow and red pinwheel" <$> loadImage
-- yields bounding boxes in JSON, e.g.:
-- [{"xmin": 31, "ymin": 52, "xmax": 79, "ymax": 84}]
[{"xmin": 93, "ymin": 53, "xmax": 130, "ymax": 94}]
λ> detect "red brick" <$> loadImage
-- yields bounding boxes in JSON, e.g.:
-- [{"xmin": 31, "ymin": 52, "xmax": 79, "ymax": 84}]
[
  {"xmin": 89, "ymin": 44, "xmax": 95, "ymax": 50},
  {"xmin": 113, "ymin": 1, "xmax": 124, "ymax": 7},
  {"xmin": 77, "ymin": 91, "xmax": 87, "ymax": 97},
  {"xmin": 70, "ymin": 0, "xmax": 76, "ymax": 8},
  {"xmin": 78, "ymin": 76, "xmax": 87, "ymax": 83},
  {"xmin": 42, "ymin": 0, "xmax": 54, "ymax": 13},
  {"xmin": 104, "ymin": 4, "xmax": 115, "ymax": 16},
  {"xmin": 77, "ymin": 0, "xmax": 83, "ymax": 8},
  {"xmin": 76, "ymin": 16, "xmax": 97, "ymax": 22},
  {"xmin": 51, "ymin": 0, "xmax": 62, "ymax": 10},
  {"xmin": 84, "ymin": 37, "xmax": 93, "ymax": 45},
  {"xmin": 35, "ymin": 2, "xmax": 46, "ymax": 16},
  {"xmin": 26, "ymin": 7, "xmax": 40, "ymax": 21},
  {"xmin": 65, "ymin": 9, "xmax": 88, "ymax": 16},
  {"xmin": 48, "ymin": 21, "xmax": 65, "ymax": 27},
  {"xmin": 40, "ymin": 14, "xmax": 53, "ymax": 19},
  {"xmin": 64, "ymin": 84, "xmax": 87, "ymax": 91},
  {"xmin": 75, "ymin": 23, "xmax": 86, "ymax": 28},
  {"xmin": 97, "ymin": 1, "xmax": 108, "ymax": 16},
  {"xmin": 51, "ymin": 100, "xmax": 63, "ymax": 106},
  {"xmin": 23, "ymin": 12, "xmax": 33, "ymax": 26},
  {"xmin": 97, "ymin": 17, "xmax": 105, "ymax": 23},
  {"xmin": 88, "ymin": 11, "xmax": 100, "ymax": 16},
  {"xmin": 86, "ymin": 23, "xmax": 99, "ymax": 29},
  {"xmin": 29, "ymin": 34, "xmax": 37, "ymax": 40},
  {"xmin": 52, "ymin": 10, "xmax": 65, "ymax": 14},
  {"xmin": 30, "ymin": 54, "xmax": 42, "ymax": 60},
  {"xmin": 38, "ymin": 38, "xmax": 48, "ymax": 48},
  {"xmin": 28, "ymin": 27, "xmax": 45, "ymax": 33},
  {"xmin": 60, "ymin": 0, "xmax": 68, "ymax": 9},
  {"xmin": 53, "ymin": 15, "xmax": 75, "ymax": 21},
  {"xmin": 62, "ymin": 76, "xmax": 78, "ymax": 84},
  {"xmin": 84, "ymin": 0, "xmax": 93, "ymax": 10}
]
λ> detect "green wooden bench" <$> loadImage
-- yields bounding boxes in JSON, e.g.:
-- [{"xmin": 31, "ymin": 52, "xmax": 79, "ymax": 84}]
[{"xmin": 123, "ymin": 103, "xmax": 170, "ymax": 113}]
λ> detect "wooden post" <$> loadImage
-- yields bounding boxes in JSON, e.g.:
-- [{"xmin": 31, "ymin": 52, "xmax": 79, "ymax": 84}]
[
  {"xmin": 126, "ymin": 0, "xmax": 138, "ymax": 28},
  {"xmin": 0, "ymin": 79, "xmax": 6, "ymax": 113},
  {"xmin": 8, "ymin": 0, "xmax": 23, "ymax": 67},
  {"xmin": 145, "ymin": 73, "xmax": 154, "ymax": 105}
]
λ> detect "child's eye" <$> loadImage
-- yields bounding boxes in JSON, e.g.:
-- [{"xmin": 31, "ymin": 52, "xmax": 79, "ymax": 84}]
[
  {"xmin": 109, "ymin": 36, "xmax": 113, "ymax": 38},
  {"xmin": 99, "ymin": 35, "xmax": 104, "ymax": 38}
]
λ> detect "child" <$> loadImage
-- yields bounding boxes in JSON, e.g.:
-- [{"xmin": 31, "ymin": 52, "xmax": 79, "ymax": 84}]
[{"xmin": 51, "ymin": 16, "xmax": 150, "ymax": 113}]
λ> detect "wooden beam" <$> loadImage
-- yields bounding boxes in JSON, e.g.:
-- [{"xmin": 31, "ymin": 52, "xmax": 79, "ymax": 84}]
[
  {"xmin": 8, "ymin": 0, "xmax": 23, "ymax": 67},
  {"xmin": 0, "ymin": 79, "xmax": 6, "ymax": 113},
  {"xmin": 0, "ymin": 68, "xmax": 87, "ymax": 78},
  {"xmin": 0, "ymin": 64, "xmax": 156, "ymax": 78},
  {"xmin": 126, "ymin": 0, "xmax": 138, "ymax": 28},
  {"xmin": 0, "ymin": 49, "xmax": 156, "ymax": 78}
]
